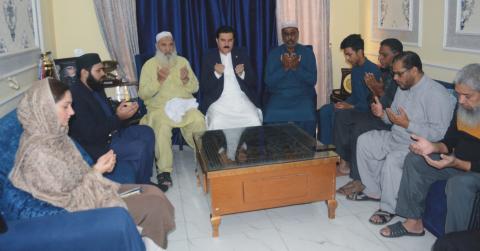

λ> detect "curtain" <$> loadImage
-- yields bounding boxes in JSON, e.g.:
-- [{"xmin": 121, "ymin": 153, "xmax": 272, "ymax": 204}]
[
  {"xmin": 93, "ymin": 0, "xmax": 139, "ymax": 82},
  {"xmin": 276, "ymin": 0, "xmax": 332, "ymax": 108},
  {"xmin": 136, "ymin": 0, "xmax": 277, "ymax": 105}
]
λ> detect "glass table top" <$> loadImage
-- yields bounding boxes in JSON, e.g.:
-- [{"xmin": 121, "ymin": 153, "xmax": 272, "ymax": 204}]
[{"xmin": 193, "ymin": 124, "xmax": 337, "ymax": 172}]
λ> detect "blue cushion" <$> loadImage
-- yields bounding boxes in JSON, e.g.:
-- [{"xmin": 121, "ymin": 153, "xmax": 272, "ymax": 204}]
[
  {"xmin": 0, "ymin": 207, "xmax": 145, "ymax": 251},
  {"xmin": 0, "ymin": 110, "xmax": 74, "ymax": 220},
  {"xmin": 0, "ymin": 111, "xmax": 23, "ymax": 197},
  {"xmin": 1, "ymin": 181, "xmax": 65, "ymax": 221},
  {"xmin": 423, "ymin": 180, "xmax": 447, "ymax": 237},
  {"xmin": 73, "ymin": 139, "xmax": 94, "ymax": 166}
]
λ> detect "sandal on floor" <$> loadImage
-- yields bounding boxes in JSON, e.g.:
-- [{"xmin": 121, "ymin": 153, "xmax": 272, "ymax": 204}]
[
  {"xmin": 337, "ymin": 180, "xmax": 355, "ymax": 195},
  {"xmin": 337, "ymin": 180, "xmax": 365, "ymax": 196},
  {"xmin": 346, "ymin": 191, "xmax": 380, "ymax": 201},
  {"xmin": 369, "ymin": 209, "xmax": 395, "ymax": 225},
  {"xmin": 157, "ymin": 172, "xmax": 173, "ymax": 187},
  {"xmin": 380, "ymin": 221, "xmax": 425, "ymax": 238},
  {"xmin": 150, "ymin": 181, "xmax": 169, "ymax": 192},
  {"xmin": 337, "ymin": 181, "xmax": 355, "ymax": 195}
]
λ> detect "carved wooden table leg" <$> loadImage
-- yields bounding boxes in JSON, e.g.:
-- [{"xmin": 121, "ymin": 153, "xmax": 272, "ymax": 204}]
[
  {"xmin": 211, "ymin": 215, "xmax": 222, "ymax": 237},
  {"xmin": 202, "ymin": 173, "xmax": 208, "ymax": 193},
  {"xmin": 195, "ymin": 168, "xmax": 201, "ymax": 187},
  {"xmin": 327, "ymin": 199, "xmax": 337, "ymax": 219}
]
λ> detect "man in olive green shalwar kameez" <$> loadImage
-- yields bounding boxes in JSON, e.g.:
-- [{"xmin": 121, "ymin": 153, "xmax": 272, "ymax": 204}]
[{"xmin": 139, "ymin": 31, "xmax": 205, "ymax": 190}]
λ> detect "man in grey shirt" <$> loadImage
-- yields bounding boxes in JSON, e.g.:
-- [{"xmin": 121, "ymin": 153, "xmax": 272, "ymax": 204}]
[{"xmin": 348, "ymin": 51, "xmax": 456, "ymax": 226}]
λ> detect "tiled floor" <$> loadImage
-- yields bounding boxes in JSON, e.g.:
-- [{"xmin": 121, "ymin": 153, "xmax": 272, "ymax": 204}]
[{"xmin": 163, "ymin": 147, "xmax": 437, "ymax": 251}]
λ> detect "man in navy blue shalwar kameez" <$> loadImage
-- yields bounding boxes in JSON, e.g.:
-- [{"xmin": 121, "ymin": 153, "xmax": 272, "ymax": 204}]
[
  {"xmin": 263, "ymin": 21, "xmax": 317, "ymax": 137},
  {"xmin": 69, "ymin": 53, "xmax": 156, "ymax": 186}
]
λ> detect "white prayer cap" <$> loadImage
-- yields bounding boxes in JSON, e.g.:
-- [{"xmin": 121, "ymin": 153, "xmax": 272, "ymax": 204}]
[
  {"xmin": 280, "ymin": 20, "xmax": 298, "ymax": 30},
  {"xmin": 156, "ymin": 31, "xmax": 173, "ymax": 42}
]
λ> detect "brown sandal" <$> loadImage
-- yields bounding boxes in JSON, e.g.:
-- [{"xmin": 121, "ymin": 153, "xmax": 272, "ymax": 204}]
[
  {"xmin": 337, "ymin": 181, "xmax": 355, "ymax": 195},
  {"xmin": 337, "ymin": 180, "xmax": 365, "ymax": 196}
]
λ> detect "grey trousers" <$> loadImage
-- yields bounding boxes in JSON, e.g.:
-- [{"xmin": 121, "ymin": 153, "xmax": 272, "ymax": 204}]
[
  {"xmin": 333, "ymin": 109, "xmax": 391, "ymax": 180},
  {"xmin": 357, "ymin": 130, "xmax": 410, "ymax": 213},
  {"xmin": 396, "ymin": 152, "xmax": 480, "ymax": 233}
]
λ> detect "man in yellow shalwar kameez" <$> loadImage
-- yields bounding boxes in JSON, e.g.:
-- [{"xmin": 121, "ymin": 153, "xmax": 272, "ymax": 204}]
[{"xmin": 139, "ymin": 31, "xmax": 205, "ymax": 191}]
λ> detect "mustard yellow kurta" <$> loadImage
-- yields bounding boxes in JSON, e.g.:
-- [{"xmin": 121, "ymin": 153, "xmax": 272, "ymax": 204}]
[{"xmin": 139, "ymin": 56, "xmax": 205, "ymax": 173}]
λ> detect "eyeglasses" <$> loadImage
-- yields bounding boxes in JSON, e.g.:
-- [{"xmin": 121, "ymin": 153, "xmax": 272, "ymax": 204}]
[{"xmin": 393, "ymin": 68, "xmax": 409, "ymax": 77}]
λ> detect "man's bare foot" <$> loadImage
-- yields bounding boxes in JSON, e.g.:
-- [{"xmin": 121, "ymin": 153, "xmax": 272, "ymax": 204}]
[{"xmin": 336, "ymin": 159, "xmax": 351, "ymax": 176}]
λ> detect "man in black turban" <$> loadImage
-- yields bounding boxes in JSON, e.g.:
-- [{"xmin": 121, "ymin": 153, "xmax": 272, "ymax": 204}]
[{"xmin": 69, "ymin": 53, "xmax": 165, "ymax": 191}]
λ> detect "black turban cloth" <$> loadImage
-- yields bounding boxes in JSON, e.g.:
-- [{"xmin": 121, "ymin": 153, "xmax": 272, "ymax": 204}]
[{"xmin": 76, "ymin": 53, "xmax": 102, "ymax": 76}]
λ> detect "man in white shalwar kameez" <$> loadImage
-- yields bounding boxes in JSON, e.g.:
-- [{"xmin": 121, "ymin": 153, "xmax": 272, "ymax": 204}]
[{"xmin": 200, "ymin": 26, "xmax": 262, "ymax": 130}]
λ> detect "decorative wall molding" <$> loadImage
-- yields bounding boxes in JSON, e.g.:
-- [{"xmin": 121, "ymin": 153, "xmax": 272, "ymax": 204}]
[
  {"xmin": 444, "ymin": 0, "xmax": 480, "ymax": 53},
  {"xmin": 0, "ymin": 0, "xmax": 42, "ymax": 56},
  {"xmin": 455, "ymin": 0, "xmax": 480, "ymax": 35},
  {"xmin": 377, "ymin": 0, "xmax": 413, "ymax": 31},
  {"xmin": 0, "ymin": 0, "xmax": 42, "ymax": 77},
  {"xmin": 0, "ymin": 0, "xmax": 42, "ymax": 117},
  {"xmin": 371, "ymin": 0, "xmax": 423, "ymax": 47},
  {"xmin": 0, "ymin": 63, "xmax": 36, "ymax": 81}
]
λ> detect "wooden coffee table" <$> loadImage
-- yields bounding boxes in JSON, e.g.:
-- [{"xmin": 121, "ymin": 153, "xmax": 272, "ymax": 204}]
[{"xmin": 193, "ymin": 124, "xmax": 338, "ymax": 237}]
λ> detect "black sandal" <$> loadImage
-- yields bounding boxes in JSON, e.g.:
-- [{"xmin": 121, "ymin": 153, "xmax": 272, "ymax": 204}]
[
  {"xmin": 380, "ymin": 221, "xmax": 425, "ymax": 238},
  {"xmin": 369, "ymin": 209, "xmax": 395, "ymax": 225},
  {"xmin": 157, "ymin": 172, "xmax": 172, "ymax": 187},
  {"xmin": 346, "ymin": 191, "xmax": 380, "ymax": 201}
]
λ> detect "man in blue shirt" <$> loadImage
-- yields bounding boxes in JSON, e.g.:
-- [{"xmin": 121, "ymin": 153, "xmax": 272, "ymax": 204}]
[
  {"xmin": 263, "ymin": 21, "xmax": 317, "ymax": 137},
  {"xmin": 318, "ymin": 34, "xmax": 381, "ymax": 144},
  {"xmin": 335, "ymin": 38, "xmax": 402, "ymax": 194}
]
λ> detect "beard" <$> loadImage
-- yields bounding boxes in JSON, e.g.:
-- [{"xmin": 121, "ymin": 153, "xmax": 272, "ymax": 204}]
[
  {"xmin": 155, "ymin": 49, "xmax": 178, "ymax": 68},
  {"xmin": 86, "ymin": 73, "xmax": 105, "ymax": 91},
  {"xmin": 457, "ymin": 105, "xmax": 480, "ymax": 127}
]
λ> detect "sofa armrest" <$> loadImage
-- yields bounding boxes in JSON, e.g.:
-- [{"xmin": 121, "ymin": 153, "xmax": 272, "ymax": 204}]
[
  {"xmin": 423, "ymin": 180, "xmax": 447, "ymax": 237},
  {"xmin": 0, "ymin": 207, "xmax": 145, "ymax": 251}
]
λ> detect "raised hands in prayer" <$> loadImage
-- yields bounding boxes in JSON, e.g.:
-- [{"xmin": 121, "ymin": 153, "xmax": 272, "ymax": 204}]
[
  {"xmin": 371, "ymin": 96, "xmax": 384, "ymax": 117},
  {"xmin": 92, "ymin": 150, "xmax": 116, "ymax": 174},
  {"xmin": 386, "ymin": 106, "xmax": 409, "ymax": 128},
  {"xmin": 235, "ymin": 64, "xmax": 244, "ymax": 75},
  {"xmin": 214, "ymin": 63, "xmax": 225, "ymax": 75},
  {"xmin": 281, "ymin": 49, "xmax": 301, "ymax": 71},
  {"xmin": 409, "ymin": 134, "xmax": 436, "ymax": 156},
  {"xmin": 116, "ymin": 101, "xmax": 139, "ymax": 120},
  {"xmin": 157, "ymin": 66, "xmax": 170, "ymax": 84},
  {"xmin": 180, "ymin": 66, "xmax": 189, "ymax": 84},
  {"xmin": 364, "ymin": 72, "xmax": 385, "ymax": 97}
]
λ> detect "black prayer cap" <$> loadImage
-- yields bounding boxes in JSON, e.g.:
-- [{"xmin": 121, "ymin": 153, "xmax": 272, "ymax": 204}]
[{"xmin": 76, "ymin": 53, "xmax": 102, "ymax": 75}]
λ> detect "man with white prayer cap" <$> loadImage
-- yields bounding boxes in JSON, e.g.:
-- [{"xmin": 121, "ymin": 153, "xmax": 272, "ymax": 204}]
[
  {"xmin": 138, "ymin": 31, "xmax": 205, "ymax": 191},
  {"xmin": 263, "ymin": 20, "xmax": 318, "ymax": 137}
]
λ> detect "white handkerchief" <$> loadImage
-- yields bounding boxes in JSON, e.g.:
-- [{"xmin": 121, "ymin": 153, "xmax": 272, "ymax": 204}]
[{"xmin": 164, "ymin": 98, "xmax": 199, "ymax": 123}]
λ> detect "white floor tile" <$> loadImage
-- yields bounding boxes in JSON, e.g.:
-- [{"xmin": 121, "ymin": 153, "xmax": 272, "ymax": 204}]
[
  {"xmin": 277, "ymin": 215, "xmax": 388, "ymax": 251},
  {"xmin": 163, "ymin": 149, "xmax": 438, "ymax": 251},
  {"xmin": 216, "ymin": 210, "xmax": 276, "ymax": 236},
  {"xmin": 188, "ymin": 228, "xmax": 288, "ymax": 251},
  {"xmin": 168, "ymin": 221, "xmax": 188, "ymax": 241},
  {"xmin": 166, "ymin": 239, "xmax": 190, "ymax": 251}
]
